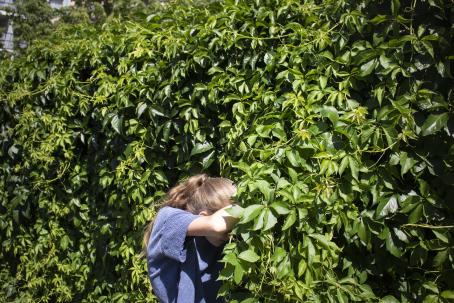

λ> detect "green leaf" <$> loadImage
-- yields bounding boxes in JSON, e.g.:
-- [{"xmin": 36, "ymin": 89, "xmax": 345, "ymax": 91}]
[
  {"xmin": 256, "ymin": 124, "xmax": 273, "ymax": 137},
  {"xmin": 349, "ymin": 156, "xmax": 359, "ymax": 180},
  {"xmin": 238, "ymin": 250, "xmax": 260, "ymax": 263},
  {"xmin": 202, "ymin": 150, "xmax": 215, "ymax": 168},
  {"xmin": 136, "ymin": 102, "xmax": 148, "ymax": 118},
  {"xmin": 111, "ymin": 114, "xmax": 123, "ymax": 135},
  {"xmin": 360, "ymin": 59, "xmax": 378, "ymax": 77},
  {"xmin": 383, "ymin": 127, "xmax": 401, "ymax": 147},
  {"xmin": 288, "ymin": 167, "xmax": 298, "ymax": 183},
  {"xmin": 358, "ymin": 220, "xmax": 369, "ymax": 244},
  {"xmin": 339, "ymin": 156, "xmax": 349, "ymax": 176},
  {"xmin": 319, "ymin": 76, "xmax": 328, "ymax": 89},
  {"xmin": 37, "ymin": 70, "xmax": 45, "ymax": 80},
  {"xmin": 270, "ymin": 201, "xmax": 290, "ymax": 215},
  {"xmin": 370, "ymin": 15, "xmax": 388, "ymax": 24},
  {"xmin": 234, "ymin": 263, "xmax": 244, "ymax": 284},
  {"xmin": 376, "ymin": 196, "xmax": 398, "ymax": 218},
  {"xmin": 307, "ymin": 238, "xmax": 316, "ymax": 265},
  {"xmin": 374, "ymin": 86, "xmax": 385, "ymax": 106},
  {"xmin": 422, "ymin": 281, "xmax": 439, "ymax": 294},
  {"xmin": 419, "ymin": 179, "xmax": 429, "ymax": 197},
  {"xmin": 380, "ymin": 295, "xmax": 399, "ymax": 303},
  {"xmin": 337, "ymin": 289, "xmax": 347, "ymax": 303},
  {"xmin": 433, "ymin": 249, "xmax": 448, "ymax": 267},
  {"xmin": 432, "ymin": 230, "xmax": 449, "ymax": 243},
  {"xmin": 253, "ymin": 208, "xmax": 266, "ymax": 230},
  {"xmin": 400, "ymin": 152, "xmax": 416, "ymax": 176},
  {"xmin": 190, "ymin": 142, "xmax": 213, "ymax": 156},
  {"xmin": 223, "ymin": 253, "xmax": 239, "ymax": 266},
  {"xmin": 150, "ymin": 105, "xmax": 166, "ymax": 117},
  {"xmin": 263, "ymin": 209, "xmax": 277, "ymax": 231},
  {"xmin": 441, "ymin": 290, "xmax": 454, "ymax": 299},
  {"xmin": 385, "ymin": 228, "xmax": 402, "ymax": 257},
  {"xmin": 60, "ymin": 235, "xmax": 69, "ymax": 250},
  {"xmin": 408, "ymin": 204, "xmax": 423, "ymax": 223},
  {"xmin": 247, "ymin": 135, "xmax": 257, "ymax": 146},
  {"xmin": 225, "ymin": 205, "xmax": 244, "ymax": 218},
  {"xmin": 162, "ymin": 121, "xmax": 171, "ymax": 142},
  {"xmin": 421, "ymin": 40, "xmax": 435, "ymax": 58},
  {"xmin": 271, "ymin": 123, "xmax": 286, "ymax": 140},
  {"xmin": 309, "ymin": 233, "xmax": 339, "ymax": 251},
  {"xmin": 422, "ymin": 295, "xmax": 439, "ymax": 303},
  {"xmin": 282, "ymin": 209, "xmax": 296, "ymax": 230},
  {"xmin": 379, "ymin": 55, "xmax": 393, "ymax": 69},
  {"xmin": 255, "ymin": 179, "xmax": 271, "ymax": 201},
  {"xmin": 286, "ymin": 150, "xmax": 301, "ymax": 167},
  {"xmin": 421, "ymin": 113, "xmax": 449, "ymax": 136},
  {"xmin": 391, "ymin": 0, "xmax": 400, "ymax": 15},
  {"xmin": 13, "ymin": 210, "xmax": 19, "ymax": 223},
  {"xmin": 297, "ymin": 259, "xmax": 307, "ymax": 277},
  {"xmin": 320, "ymin": 106, "xmax": 339, "ymax": 125},
  {"xmin": 270, "ymin": 247, "xmax": 286, "ymax": 263},
  {"xmin": 240, "ymin": 204, "xmax": 264, "ymax": 223}
]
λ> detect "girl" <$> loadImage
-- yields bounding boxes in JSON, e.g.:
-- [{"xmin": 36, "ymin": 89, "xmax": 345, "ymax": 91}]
[{"xmin": 142, "ymin": 174, "xmax": 238, "ymax": 303}]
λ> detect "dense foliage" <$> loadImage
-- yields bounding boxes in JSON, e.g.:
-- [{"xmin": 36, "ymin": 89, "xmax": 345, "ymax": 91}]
[{"xmin": 1, "ymin": 0, "xmax": 453, "ymax": 302}]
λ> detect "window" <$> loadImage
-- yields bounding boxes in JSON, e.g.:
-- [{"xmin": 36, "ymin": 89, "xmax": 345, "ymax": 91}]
[
  {"xmin": 0, "ymin": 16, "xmax": 13, "ymax": 50},
  {"xmin": 49, "ymin": 0, "xmax": 63, "ymax": 9}
]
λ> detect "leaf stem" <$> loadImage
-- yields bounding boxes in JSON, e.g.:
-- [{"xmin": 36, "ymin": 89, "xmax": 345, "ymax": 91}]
[{"xmin": 401, "ymin": 223, "xmax": 454, "ymax": 229}]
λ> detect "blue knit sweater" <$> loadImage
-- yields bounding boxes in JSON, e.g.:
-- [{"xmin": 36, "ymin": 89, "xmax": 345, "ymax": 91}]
[{"xmin": 146, "ymin": 206, "xmax": 225, "ymax": 303}]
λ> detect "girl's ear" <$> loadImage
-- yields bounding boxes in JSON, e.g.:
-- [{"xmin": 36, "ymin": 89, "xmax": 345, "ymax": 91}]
[{"xmin": 198, "ymin": 210, "xmax": 209, "ymax": 216}]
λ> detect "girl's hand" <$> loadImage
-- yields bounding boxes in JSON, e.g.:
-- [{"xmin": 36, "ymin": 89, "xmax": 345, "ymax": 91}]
[{"xmin": 209, "ymin": 205, "xmax": 239, "ymax": 233}]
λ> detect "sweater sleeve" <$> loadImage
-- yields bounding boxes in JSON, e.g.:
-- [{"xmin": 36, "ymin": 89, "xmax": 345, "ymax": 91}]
[{"xmin": 160, "ymin": 208, "xmax": 200, "ymax": 263}]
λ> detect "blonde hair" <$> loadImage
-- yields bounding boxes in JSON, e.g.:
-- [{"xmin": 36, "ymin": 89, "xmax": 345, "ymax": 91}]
[{"xmin": 140, "ymin": 174, "xmax": 236, "ymax": 258}]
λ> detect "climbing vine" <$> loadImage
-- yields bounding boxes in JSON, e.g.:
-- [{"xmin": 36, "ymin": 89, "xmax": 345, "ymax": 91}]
[{"xmin": 1, "ymin": 0, "xmax": 453, "ymax": 302}]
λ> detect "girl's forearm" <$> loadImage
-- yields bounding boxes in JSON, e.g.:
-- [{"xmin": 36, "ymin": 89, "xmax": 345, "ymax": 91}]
[{"xmin": 187, "ymin": 207, "xmax": 238, "ymax": 237}]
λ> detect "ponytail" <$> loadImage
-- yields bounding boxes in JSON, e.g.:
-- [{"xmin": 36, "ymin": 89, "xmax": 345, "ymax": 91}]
[{"xmin": 139, "ymin": 174, "xmax": 236, "ymax": 258}]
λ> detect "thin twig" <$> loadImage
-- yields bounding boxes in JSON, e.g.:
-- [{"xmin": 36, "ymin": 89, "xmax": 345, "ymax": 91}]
[{"xmin": 401, "ymin": 223, "xmax": 454, "ymax": 229}]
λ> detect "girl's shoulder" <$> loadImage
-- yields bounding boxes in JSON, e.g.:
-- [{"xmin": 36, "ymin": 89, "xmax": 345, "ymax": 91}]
[
  {"xmin": 158, "ymin": 206, "xmax": 187, "ymax": 215},
  {"xmin": 152, "ymin": 206, "xmax": 200, "ymax": 242},
  {"xmin": 155, "ymin": 206, "xmax": 195, "ymax": 222}
]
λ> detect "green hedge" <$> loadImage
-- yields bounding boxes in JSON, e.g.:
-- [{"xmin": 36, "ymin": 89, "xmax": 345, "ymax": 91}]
[{"xmin": 1, "ymin": 0, "xmax": 453, "ymax": 302}]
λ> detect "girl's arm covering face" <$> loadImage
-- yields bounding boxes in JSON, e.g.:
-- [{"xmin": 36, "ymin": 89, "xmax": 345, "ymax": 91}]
[{"xmin": 187, "ymin": 205, "xmax": 238, "ymax": 239}]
